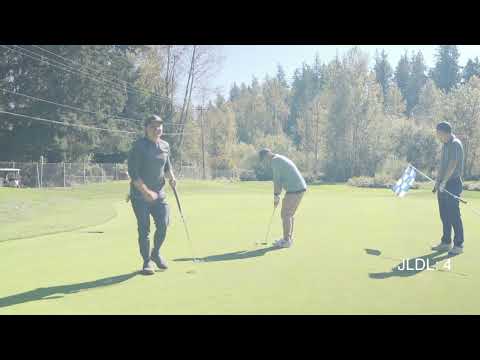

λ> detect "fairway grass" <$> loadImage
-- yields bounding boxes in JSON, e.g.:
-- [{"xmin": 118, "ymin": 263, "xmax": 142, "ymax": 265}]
[{"xmin": 1, "ymin": 181, "xmax": 479, "ymax": 314}]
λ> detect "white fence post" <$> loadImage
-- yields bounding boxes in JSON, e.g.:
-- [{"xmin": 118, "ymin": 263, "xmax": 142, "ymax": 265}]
[
  {"xmin": 83, "ymin": 160, "xmax": 86, "ymax": 184},
  {"xmin": 63, "ymin": 162, "xmax": 66, "ymax": 187},
  {"xmin": 36, "ymin": 162, "xmax": 40, "ymax": 188},
  {"xmin": 40, "ymin": 156, "xmax": 44, "ymax": 188}
]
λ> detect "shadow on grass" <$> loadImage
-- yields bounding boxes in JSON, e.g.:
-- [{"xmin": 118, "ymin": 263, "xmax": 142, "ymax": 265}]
[
  {"xmin": 365, "ymin": 248, "xmax": 461, "ymax": 279},
  {"xmin": 174, "ymin": 246, "xmax": 281, "ymax": 263},
  {"xmin": 0, "ymin": 272, "xmax": 139, "ymax": 309}
]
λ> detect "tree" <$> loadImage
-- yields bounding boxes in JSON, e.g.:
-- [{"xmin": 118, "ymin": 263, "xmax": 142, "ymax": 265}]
[
  {"xmin": 384, "ymin": 83, "xmax": 407, "ymax": 116},
  {"xmin": 0, "ymin": 45, "xmax": 138, "ymax": 162},
  {"xmin": 431, "ymin": 45, "xmax": 461, "ymax": 93},
  {"xmin": 411, "ymin": 79, "xmax": 444, "ymax": 125},
  {"xmin": 394, "ymin": 52, "xmax": 411, "ymax": 104},
  {"xmin": 443, "ymin": 76, "xmax": 480, "ymax": 178},
  {"xmin": 229, "ymin": 82, "xmax": 240, "ymax": 101},
  {"xmin": 374, "ymin": 49, "xmax": 393, "ymax": 101},
  {"xmin": 276, "ymin": 64, "xmax": 289, "ymax": 88},
  {"xmin": 204, "ymin": 103, "xmax": 237, "ymax": 172},
  {"xmin": 406, "ymin": 51, "xmax": 427, "ymax": 115},
  {"xmin": 322, "ymin": 47, "xmax": 386, "ymax": 180},
  {"xmin": 462, "ymin": 57, "xmax": 480, "ymax": 83}
]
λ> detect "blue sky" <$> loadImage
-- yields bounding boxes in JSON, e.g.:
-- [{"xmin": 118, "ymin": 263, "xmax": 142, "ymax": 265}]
[{"xmin": 207, "ymin": 45, "xmax": 480, "ymax": 99}]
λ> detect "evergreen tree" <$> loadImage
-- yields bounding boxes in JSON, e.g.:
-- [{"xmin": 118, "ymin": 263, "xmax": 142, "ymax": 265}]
[
  {"xmin": 406, "ymin": 51, "xmax": 427, "ymax": 115},
  {"xmin": 431, "ymin": 45, "xmax": 461, "ymax": 92},
  {"xmin": 394, "ymin": 52, "xmax": 410, "ymax": 104},
  {"xmin": 462, "ymin": 57, "xmax": 480, "ymax": 83},
  {"xmin": 374, "ymin": 49, "xmax": 393, "ymax": 100}
]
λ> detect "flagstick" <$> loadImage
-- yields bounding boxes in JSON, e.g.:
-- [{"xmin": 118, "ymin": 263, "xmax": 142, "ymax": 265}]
[{"xmin": 407, "ymin": 163, "xmax": 468, "ymax": 204}]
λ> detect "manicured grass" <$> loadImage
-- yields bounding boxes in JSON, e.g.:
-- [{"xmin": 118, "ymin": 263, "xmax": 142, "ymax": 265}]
[{"xmin": 0, "ymin": 181, "xmax": 479, "ymax": 314}]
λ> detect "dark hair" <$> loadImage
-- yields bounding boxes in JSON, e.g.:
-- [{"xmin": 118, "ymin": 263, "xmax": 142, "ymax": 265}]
[
  {"xmin": 144, "ymin": 114, "xmax": 163, "ymax": 128},
  {"xmin": 436, "ymin": 121, "xmax": 452, "ymax": 134},
  {"xmin": 258, "ymin": 148, "xmax": 272, "ymax": 160}
]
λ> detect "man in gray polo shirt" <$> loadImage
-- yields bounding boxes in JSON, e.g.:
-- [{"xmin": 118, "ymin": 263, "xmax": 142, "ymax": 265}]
[
  {"xmin": 431, "ymin": 121, "xmax": 465, "ymax": 255},
  {"xmin": 128, "ymin": 115, "xmax": 177, "ymax": 275},
  {"xmin": 259, "ymin": 148, "xmax": 307, "ymax": 248}
]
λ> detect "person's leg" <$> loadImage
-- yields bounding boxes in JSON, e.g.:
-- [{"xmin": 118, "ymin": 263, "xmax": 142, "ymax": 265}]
[
  {"xmin": 281, "ymin": 196, "xmax": 292, "ymax": 242},
  {"xmin": 438, "ymin": 192, "xmax": 452, "ymax": 244},
  {"xmin": 149, "ymin": 200, "xmax": 170, "ymax": 258},
  {"xmin": 288, "ymin": 192, "xmax": 304, "ymax": 240},
  {"xmin": 131, "ymin": 197, "xmax": 151, "ymax": 264},
  {"xmin": 448, "ymin": 179, "xmax": 464, "ymax": 248},
  {"xmin": 281, "ymin": 192, "xmax": 304, "ymax": 242}
]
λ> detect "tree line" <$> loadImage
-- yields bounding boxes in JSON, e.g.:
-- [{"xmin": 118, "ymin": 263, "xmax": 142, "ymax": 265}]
[
  {"xmin": 1, "ymin": 45, "xmax": 480, "ymax": 182},
  {"xmin": 195, "ymin": 46, "xmax": 480, "ymax": 181}
]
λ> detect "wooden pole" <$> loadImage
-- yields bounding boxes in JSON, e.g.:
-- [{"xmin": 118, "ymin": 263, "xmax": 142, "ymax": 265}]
[{"xmin": 200, "ymin": 107, "xmax": 206, "ymax": 180}]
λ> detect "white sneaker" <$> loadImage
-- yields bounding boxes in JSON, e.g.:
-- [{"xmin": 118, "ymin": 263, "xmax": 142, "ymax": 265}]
[
  {"xmin": 274, "ymin": 239, "xmax": 292, "ymax": 248},
  {"xmin": 273, "ymin": 238, "xmax": 284, "ymax": 247},
  {"xmin": 448, "ymin": 246, "xmax": 464, "ymax": 255},
  {"xmin": 431, "ymin": 243, "xmax": 452, "ymax": 252}
]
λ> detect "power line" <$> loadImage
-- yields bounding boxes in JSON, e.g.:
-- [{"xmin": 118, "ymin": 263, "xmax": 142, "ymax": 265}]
[
  {"xmin": 0, "ymin": 110, "xmax": 191, "ymax": 136},
  {"xmin": 0, "ymin": 87, "xmax": 144, "ymax": 125},
  {"xmin": 30, "ymin": 45, "xmax": 165, "ymax": 103},
  {"xmin": 3, "ymin": 45, "xmax": 172, "ymax": 108},
  {"xmin": 0, "ymin": 88, "xmax": 188, "ymax": 130},
  {"xmin": 23, "ymin": 45, "xmax": 181, "ymax": 108},
  {"xmin": 33, "ymin": 45, "xmax": 140, "ymax": 86},
  {"xmin": 4, "ymin": 46, "xmax": 207, "ymax": 120},
  {"xmin": 0, "ymin": 110, "xmax": 138, "ymax": 134}
]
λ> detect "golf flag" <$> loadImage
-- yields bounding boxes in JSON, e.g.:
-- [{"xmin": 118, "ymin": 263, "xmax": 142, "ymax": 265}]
[{"xmin": 392, "ymin": 165, "xmax": 416, "ymax": 197}]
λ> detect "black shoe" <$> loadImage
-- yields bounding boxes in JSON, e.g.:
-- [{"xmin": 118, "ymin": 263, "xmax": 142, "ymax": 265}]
[{"xmin": 151, "ymin": 255, "xmax": 168, "ymax": 270}]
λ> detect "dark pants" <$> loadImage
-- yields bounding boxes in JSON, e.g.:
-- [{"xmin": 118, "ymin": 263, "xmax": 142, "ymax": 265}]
[
  {"xmin": 131, "ymin": 197, "xmax": 170, "ymax": 264},
  {"xmin": 438, "ymin": 177, "xmax": 464, "ymax": 247}
]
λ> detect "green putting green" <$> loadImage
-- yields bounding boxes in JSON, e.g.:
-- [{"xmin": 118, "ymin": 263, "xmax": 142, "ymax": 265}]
[{"xmin": 0, "ymin": 181, "xmax": 479, "ymax": 314}]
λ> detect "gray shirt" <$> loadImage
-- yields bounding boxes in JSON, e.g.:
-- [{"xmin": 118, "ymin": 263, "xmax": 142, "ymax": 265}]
[
  {"xmin": 438, "ymin": 134, "xmax": 464, "ymax": 182},
  {"xmin": 272, "ymin": 154, "xmax": 307, "ymax": 193},
  {"xmin": 128, "ymin": 137, "xmax": 172, "ymax": 200}
]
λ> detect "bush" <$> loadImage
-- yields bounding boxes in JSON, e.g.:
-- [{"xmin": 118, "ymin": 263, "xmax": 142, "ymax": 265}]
[
  {"xmin": 303, "ymin": 172, "xmax": 325, "ymax": 185},
  {"xmin": 348, "ymin": 175, "xmax": 420, "ymax": 189},
  {"xmin": 376, "ymin": 156, "xmax": 409, "ymax": 180},
  {"xmin": 239, "ymin": 170, "xmax": 256, "ymax": 181},
  {"xmin": 464, "ymin": 182, "xmax": 480, "ymax": 191},
  {"xmin": 348, "ymin": 176, "xmax": 375, "ymax": 188}
]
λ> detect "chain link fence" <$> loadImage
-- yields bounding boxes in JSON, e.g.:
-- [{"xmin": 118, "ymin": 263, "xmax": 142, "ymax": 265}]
[{"xmin": 0, "ymin": 161, "xmax": 256, "ymax": 188}]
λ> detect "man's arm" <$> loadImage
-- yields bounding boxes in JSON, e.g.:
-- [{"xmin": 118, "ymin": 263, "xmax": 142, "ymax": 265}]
[
  {"xmin": 272, "ymin": 161, "xmax": 282, "ymax": 207},
  {"xmin": 272, "ymin": 162, "xmax": 282, "ymax": 195},
  {"xmin": 439, "ymin": 143, "xmax": 460, "ymax": 191}
]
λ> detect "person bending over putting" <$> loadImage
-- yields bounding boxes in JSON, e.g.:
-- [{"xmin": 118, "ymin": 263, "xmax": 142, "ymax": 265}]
[
  {"xmin": 259, "ymin": 148, "xmax": 307, "ymax": 248},
  {"xmin": 431, "ymin": 121, "xmax": 465, "ymax": 255},
  {"xmin": 128, "ymin": 115, "xmax": 177, "ymax": 275}
]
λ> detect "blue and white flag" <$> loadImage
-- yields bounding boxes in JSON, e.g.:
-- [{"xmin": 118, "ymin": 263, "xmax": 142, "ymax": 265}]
[{"xmin": 392, "ymin": 165, "xmax": 416, "ymax": 197}]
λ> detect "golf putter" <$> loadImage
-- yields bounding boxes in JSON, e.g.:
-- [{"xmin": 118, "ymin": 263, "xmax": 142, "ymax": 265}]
[
  {"xmin": 257, "ymin": 206, "xmax": 277, "ymax": 246},
  {"xmin": 172, "ymin": 186, "xmax": 200, "ymax": 265}
]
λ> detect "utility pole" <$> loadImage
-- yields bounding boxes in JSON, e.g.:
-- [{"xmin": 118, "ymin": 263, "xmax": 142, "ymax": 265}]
[
  {"xmin": 199, "ymin": 106, "xmax": 206, "ymax": 180},
  {"xmin": 314, "ymin": 103, "xmax": 319, "ymax": 165}
]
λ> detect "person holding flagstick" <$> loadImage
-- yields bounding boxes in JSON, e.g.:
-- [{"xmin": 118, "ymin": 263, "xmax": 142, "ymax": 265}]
[{"xmin": 431, "ymin": 121, "xmax": 465, "ymax": 255}]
